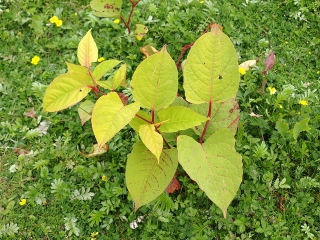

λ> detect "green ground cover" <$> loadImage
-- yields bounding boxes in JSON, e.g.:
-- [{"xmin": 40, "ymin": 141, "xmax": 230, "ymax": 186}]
[{"xmin": 0, "ymin": 0, "xmax": 319, "ymax": 239}]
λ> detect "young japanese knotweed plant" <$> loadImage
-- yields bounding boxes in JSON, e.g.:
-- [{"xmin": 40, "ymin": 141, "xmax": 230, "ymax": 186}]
[{"xmin": 43, "ymin": 24, "xmax": 242, "ymax": 218}]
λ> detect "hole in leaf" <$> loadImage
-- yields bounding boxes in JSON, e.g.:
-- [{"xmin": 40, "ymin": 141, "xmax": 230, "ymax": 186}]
[{"xmin": 219, "ymin": 75, "xmax": 223, "ymax": 80}]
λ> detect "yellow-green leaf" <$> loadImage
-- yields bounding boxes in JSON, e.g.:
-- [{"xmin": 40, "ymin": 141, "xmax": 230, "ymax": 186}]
[
  {"xmin": 93, "ymin": 59, "xmax": 121, "ymax": 82},
  {"xmin": 90, "ymin": 0, "xmax": 122, "ymax": 18},
  {"xmin": 92, "ymin": 92, "xmax": 140, "ymax": 146},
  {"xmin": 77, "ymin": 29, "xmax": 98, "ymax": 68},
  {"xmin": 177, "ymin": 128, "xmax": 242, "ymax": 218},
  {"xmin": 183, "ymin": 23, "xmax": 239, "ymax": 103},
  {"xmin": 139, "ymin": 124, "xmax": 163, "ymax": 161},
  {"xmin": 43, "ymin": 73, "xmax": 92, "ymax": 112},
  {"xmin": 158, "ymin": 106, "xmax": 208, "ymax": 133},
  {"xmin": 131, "ymin": 46, "xmax": 178, "ymax": 110},
  {"xmin": 78, "ymin": 100, "xmax": 95, "ymax": 126},
  {"xmin": 126, "ymin": 141, "xmax": 178, "ymax": 211},
  {"xmin": 97, "ymin": 63, "xmax": 126, "ymax": 90},
  {"xmin": 66, "ymin": 62, "xmax": 88, "ymax": 75}
]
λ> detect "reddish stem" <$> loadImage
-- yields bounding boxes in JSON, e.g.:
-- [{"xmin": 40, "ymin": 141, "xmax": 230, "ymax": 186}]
[
  {"xmin": 120, "ymin": 0, "xmax": 141, "ymax": 34},
  {"xmin": 199, "ymin": 100, "xmax": 212, "ymax": 144},
  {"xmin": 176, "ymin": 22, "xmax": 214, "ymax": 68},
  {"xmin": 151, "ymin": 109, "xmax": 155, "ymax": 124},
  {"xmin": 135, "ymin": 113, "xmax": 152, "ymax": 124}
]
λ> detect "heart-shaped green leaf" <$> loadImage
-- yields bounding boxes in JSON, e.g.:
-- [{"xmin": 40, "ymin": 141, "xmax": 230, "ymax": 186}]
[
  {"xmin": 131, "ymin": 46, "xmax": 178, "ymax": 110},
  {"xmin": 126, "ymin": 141, "xmax": 178, "ymax": 211},
  {"xmin": 183, "ymin": 24, "xmax": 239, "ymax": 104},
  {"xmin": 177, "ymin": 128, "xmax": 242, "ymax": 218}
]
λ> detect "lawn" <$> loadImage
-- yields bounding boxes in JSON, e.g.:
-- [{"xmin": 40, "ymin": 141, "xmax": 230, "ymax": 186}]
[{"xmin": 0, "ymin": 0, "xmax": 320, "ymax": 239}]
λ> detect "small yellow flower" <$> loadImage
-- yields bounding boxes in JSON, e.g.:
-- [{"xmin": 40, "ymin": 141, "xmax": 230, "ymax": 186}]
[
  {"xmin": 238, "ymin": 67, "xmax": 246, "ymax": 75},
  {"xmin": 136, "ymin": 35, "xmax": 143, "ymax": 41},
  {"xmin": 91, "ymin": 232, "xmax": 99, "ymax": 237},
  {"xmin": 114, "ymin": 19, "xmax": 120, "ymax": 24},
  {"xmin": 75, "ymin": 12, "xmax": 78, "ymax": 16},
  {"xmin": 101, "ymin": 175, "xmax": 107, "ymax": 181},
  {"xmin": 98, "ymin": 57, "xmax": 105, "ymax": 63},
  {"xmin": 297, "ymin": 111, "xmax": 301, "ymax": 115},
  {"xmin": 279, "ymin": 104, "xmax": 283, "ymax": 109},
  {"xmin": 285, "ymin": 41, "xmax": 288, "ymax": 44},
  {"xmin": 5, "ymin": 9, "xmax": 10, "ymax": 13},
  {"xmin": 267, "ymin": 87, "xmax": 277, "ymax": 95},
  {"xmin": 298, "ymin": 100, "xmax": 308, "ymax": 106},
  {"xmin": 200, "ymin": 0, "xmax": 205, "ymax": 3},
  {"xmin": 19, "ymin": 199, "xmax": 26, "ymax": 206},
  {"xmin": 317, "ymin": 71, "xmax": 320, "ymax": 74},
  {"xmin": 308, "ymin": 52, "xmax": 311, "ymax": 55},
  {"xmin": 31, "ymin": 56, "xmax": 40, "ymax": 65},
  {"xmin": 50, "ymin": 16, "xmax": 59, "ymax": 23},
  {"xmin": 55, "ymin": 19, "xmax": 63, "ymax": 27}
]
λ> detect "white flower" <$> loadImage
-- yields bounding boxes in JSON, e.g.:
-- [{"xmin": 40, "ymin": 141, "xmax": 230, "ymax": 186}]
[
  {"xmin": 130, "ymin": 220, "xmax": 138, "ymax": 229},
  {"xmin": 9, "ymin": 164, "xmax": 18, "ymax": 173},
  {"xmin": 137, "ymin": 216, "xmax": 144, "ymax": 223}
]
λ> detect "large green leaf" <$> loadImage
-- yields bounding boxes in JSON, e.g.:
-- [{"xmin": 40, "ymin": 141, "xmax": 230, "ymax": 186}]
[
  {"xmin": 92, "ymin": 92, "xmax": 140, "ymax": 146},
  {"xmin": 43, "ymin": 73, "xmax": 92, "ymax": 112},
  {"xmin": 190, "ymin": 99, "xmax": 240, "ymax": 138},
  {"xmin": 177, "ymin": 128, "xmax": 242, "ymax": 218},
  {"xmin": 183, "ymin": 24, "xmax": 239, "ymax": 104},
  {"xmin": 90, "ymin": 0, "xmax": 122, "ymax": 18},
  {"xmin": 130, "ymin": 46, "xmax": 178, "ymax": 110},
  {"xmin": 93, "ymin": 59, "xmax": 121, "ymax": 82},
  {"xmin": 158, "ymin": 106, "xmax": 208, "ymax": 133},
  {"xmin": 139, "ymin": 124, "xmax": 163, "ymax": 161},
  {"xmin": 77, "ymin": 29, "xmax": 98, "ymax": 68},
  {"xmin": 126, "ymin": 141, "xmax": 178, "ymax": 211}
]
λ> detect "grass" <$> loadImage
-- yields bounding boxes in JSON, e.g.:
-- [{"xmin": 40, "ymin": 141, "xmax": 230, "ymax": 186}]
[{"xmin": 0, "ymin": 0, "xmax": 320, "ymax": 239}]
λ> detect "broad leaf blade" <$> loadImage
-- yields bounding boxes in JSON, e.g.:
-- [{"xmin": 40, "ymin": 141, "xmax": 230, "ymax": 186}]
[
  {"xmin": 78, "ymin": 100, "xmax": 95, "ymax": 126},
  {"xmin": 77, "ymin": 29, "xmax": 98, "ymax": 68},
  {"xmin": 93, "ymin": 59, "xmax": 121, "ymax": 81},
  {"xmin": 43, "ymin": 73, "xmax": 92, "ymax": 112},
  {"xmin": 126, "ymin": 141, "xmax": 178, "ymax": 211},
  {"xmin": 131, "ymin": 46, "xmax": 178, "ymax": 110},
  {"xmin": 90, "ymin": 0, "xmax": 122, "ymax": 18},
  {"xmin": 183, "ymin": 24, "xmax": 239, "ymax": 103},
  {"xmin": 66, "ymin": 62, "xmax": 88, "ymax": 75},
  {"xmin": 177, "ymin": 128, "xmax": 242, "ymax": 218},
  {"xmin": 139, "ymin": 124, "xmax": 163, "ymax": 161},
  {"xmin": 190, "ymin": 99, "xmax": 240, "ymax": 138},
  {"xmin": 158, "ymin": 106, "xmax": 208, "ymax": 133},
  {"xmin": 92, "ymin": 92, "xmax": 140, "ymax": 146}
]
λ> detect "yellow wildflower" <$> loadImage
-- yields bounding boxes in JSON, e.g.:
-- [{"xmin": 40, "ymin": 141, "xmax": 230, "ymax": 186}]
[
  {"xmin": 5, "ymin": 9, "xmax": 10, "ymax": 13},
  {"xmin": 285, "ymin": 41, "xmax": 288, "ymax": 44},
  {"xmin": 31, "ymin": 56, "xmax": 40, "ymax": 65},
  {"xmin": 50, "ymin": 16, "xmax": 59, "ymax": 23},
  {"xmin": 98, "ymin": 57, "xmax": 105, "ymax": 63},
  {"xmin": 279, "ymin": 104, "xmax": 283, "ymax": 109},
  {"xmin": 267, "ymin": 87, "xmax": 277, "ymax": 95},
  {"xmin": 136, "ymin": 35, "xmax": 143, "ymax": 41},
  {"xmin": 200, "ymin": 0, "xmax": 205, "ymax": 3},
  {"xmin": 91, "ymin": 232, "xmax": 99, "ymax": 237},
  {"xmin": 317, "ymin": 71, "xmax": 320, "ymax": 74},
  {"xmin": 238, "ymin": 67, "xmax": 246, "ymax": 75},
  {"xmin": 101, "ymin": 175, "xmax": 107, "ymax": 181},
  {"xmin": 55, "ymin": 19, "xmax": 63, "ymax": 27},
  {"xmin": 114, "ymin": 19, "xmax": 120, "ymax": 24},
  {"xmin": 19, "ymin": 199, "xmax": 26, "ymax": 206},
  {"xmin": 298, "ymin": 100, "xmax": 308, "ymax": 106},
  {"xmin": 75, "ymin": 12, "xmax": 78, "ymax": 16}
]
